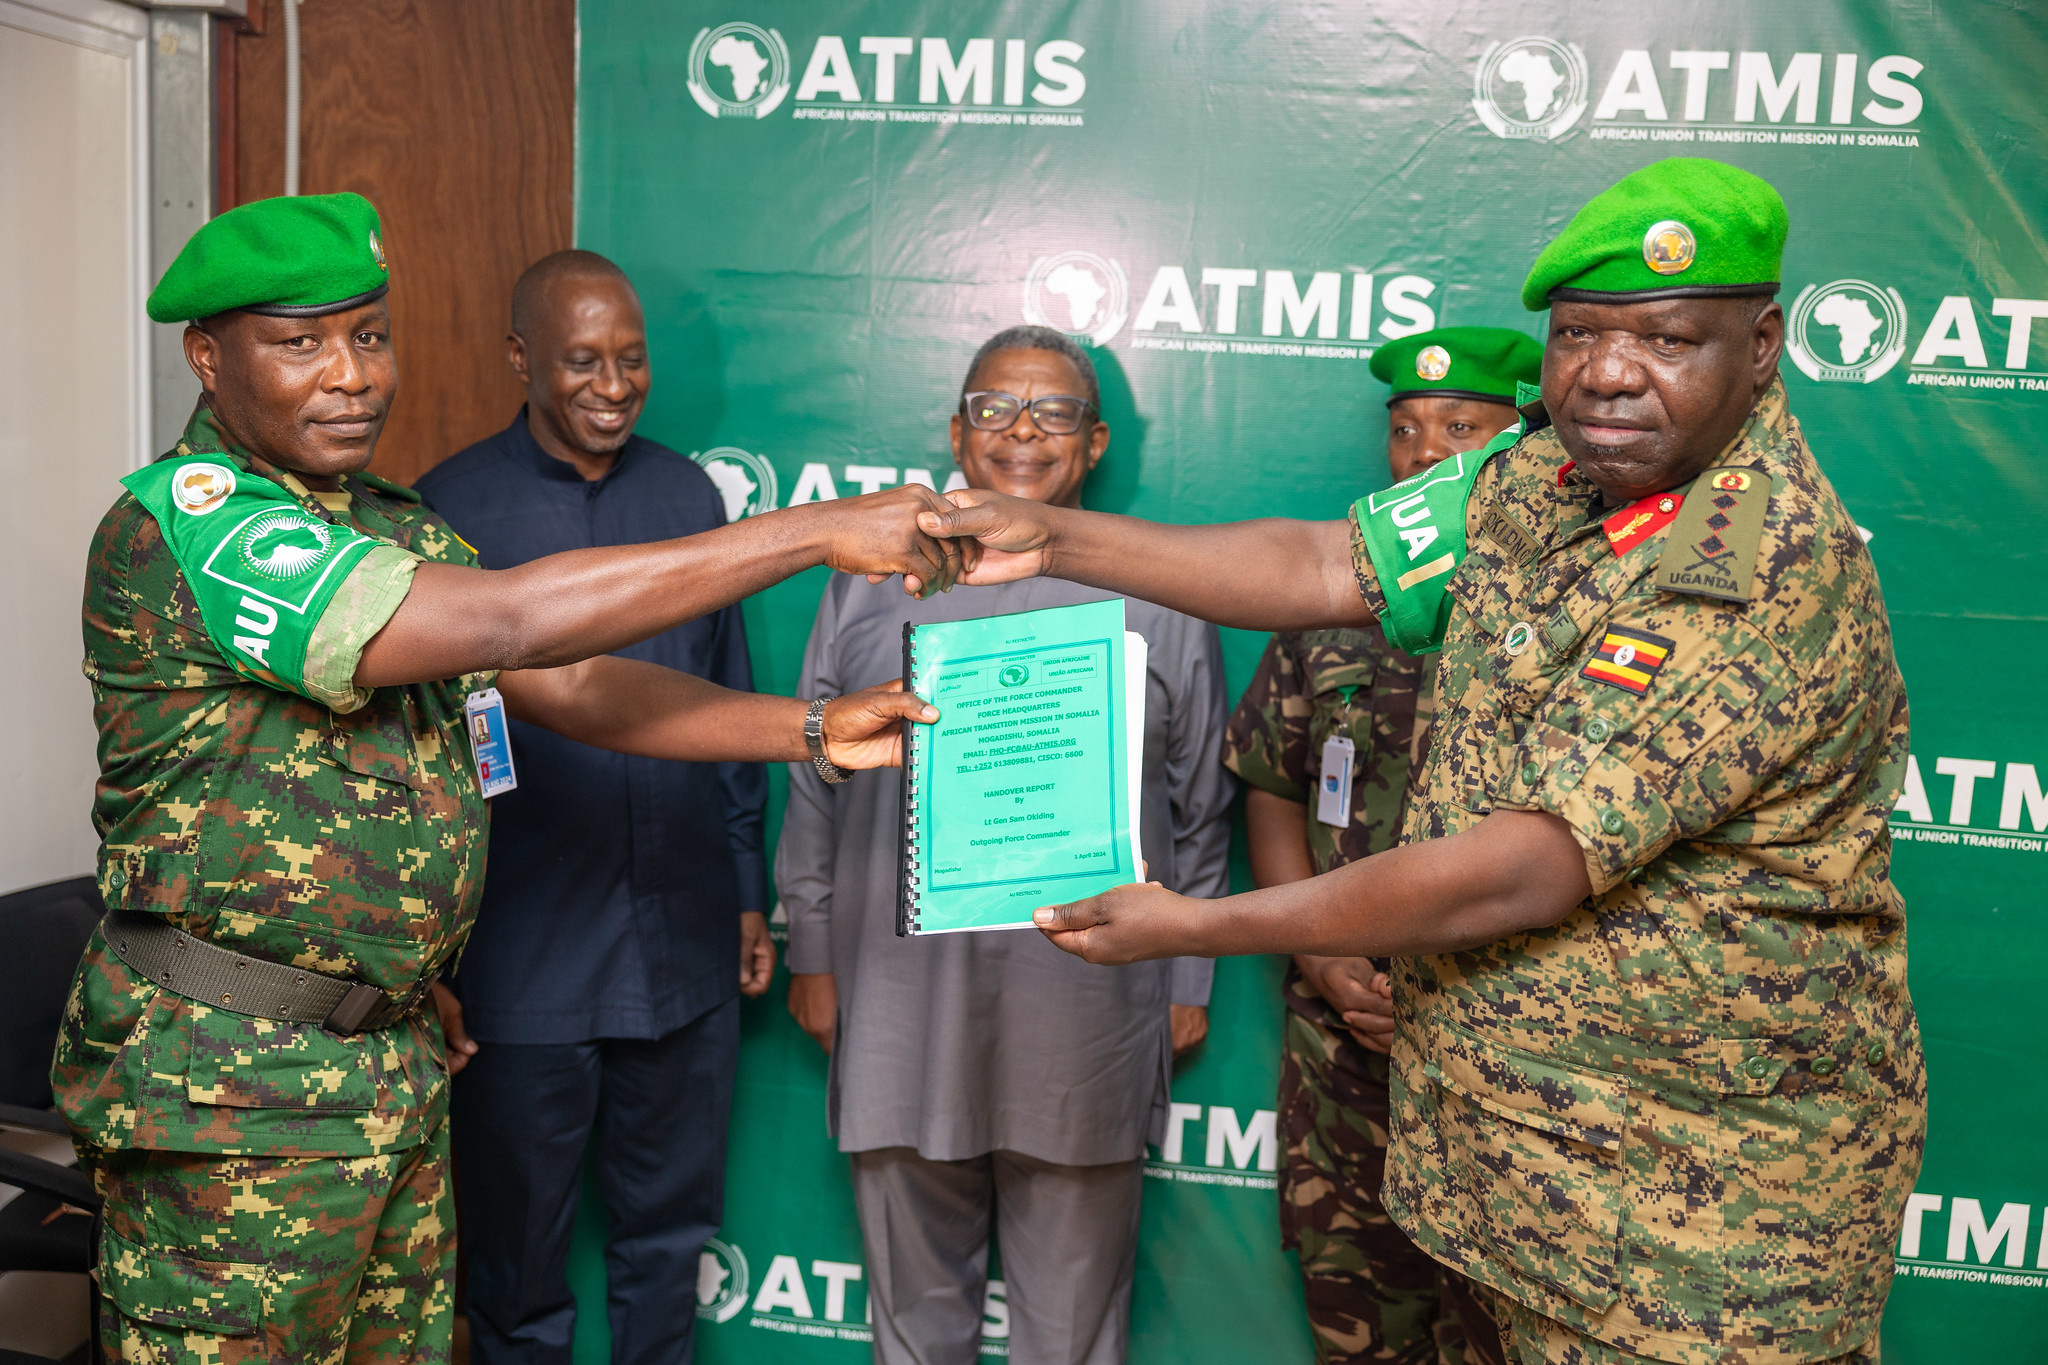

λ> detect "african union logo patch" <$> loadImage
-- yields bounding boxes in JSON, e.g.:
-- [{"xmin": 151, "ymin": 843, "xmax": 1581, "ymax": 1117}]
[
  {"xmin": 234, "ymin": 511, "xmax": 334, "ymax": 581},
  {"xmin": 1581, "ymin": 626, "xmax": 1673, "ymax": 696},
  {"xmin": 1643, "ymin": 221, "xmax": 1696, "ymax": 275},
  {"xmin": 1415, "ymin": 345, "xmax": 1452, "ymax": 381},
  {"xmin": 171, "ymin": 462, "xmax": 235, "ymax": 516},
  {"xmin": 999, "ymin": 663, "xmax": 1032, "ymax": 688}
]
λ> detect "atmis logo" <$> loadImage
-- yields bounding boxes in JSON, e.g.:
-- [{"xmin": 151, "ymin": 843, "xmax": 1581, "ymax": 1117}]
[
  {"xmin": 1897, "ymin": 1193, "xmax": 2048, "ymax": 1288},
  {"xmin": 1892, "ymin": 753, "xmax": 2048, "ymax": 852},
  {"xmin": 1021, "ymin": 251, "xmax": 1127, "ymax": 348},
  {"xmin": 691, "ymin": 446, "xmax": 780, "ymax": 522},
  {"xmin": 687, "ymin": 23, "xmax": 1085, "ymax": 117},
  {"xmin": 1782, "ymin": 282, "xmax": 2048, "ymax": 392},
  {"xmin": 1473, "ymin": 38, "xmax": 1925, "ymax": 142},
  {"xmin": 688, "ymin": 23, "xmax": 792, "ymax": 119},
  {"xmin": 696, "ymin": 1236, "xmax": 750, "ymax": 1323},
  {"xmin": 1786, "ymin": 280, "xmax": 1909, "ymax": 385},
  {"xmin": 1473, "ymin": 38, "xmax": 1589, "ymax": 140}
]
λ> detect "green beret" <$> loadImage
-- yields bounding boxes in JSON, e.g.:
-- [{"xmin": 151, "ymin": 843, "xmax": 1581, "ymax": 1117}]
[
  {"xmin": 146, "ymin": 192, "xmax": 390, "ymax": 324},
  {"xmin": 1369, "ymin": 326, "xmax": 1542, "ymax": 406},
  {"xmin": 1521, "ymin": 158, "xmax": 1786, "ymax": 311}
]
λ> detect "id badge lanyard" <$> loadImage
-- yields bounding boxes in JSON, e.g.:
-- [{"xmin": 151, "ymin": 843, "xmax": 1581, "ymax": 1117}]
[{"xmin": 464, "ymin": 688, "xmax": 519, "ymax": 797}]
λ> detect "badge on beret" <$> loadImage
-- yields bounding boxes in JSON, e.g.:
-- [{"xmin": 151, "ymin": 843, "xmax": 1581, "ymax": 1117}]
[
  {"xmin": 369, "ymin": 230, "xmax": 387, "ymax": 271},
  {"xmin": 170, "ymin": 463, "xmax": 236, "ymax": 516},
  {"xmin": 1415, "ymin": 345, "xmax": 1452, "ymax": 381},
  {"xmin": 1643, "ymin": 220, "xmax": 1697, "ymax": 275}
]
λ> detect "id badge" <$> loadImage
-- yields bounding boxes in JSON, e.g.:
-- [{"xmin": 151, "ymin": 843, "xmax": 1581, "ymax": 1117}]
[
  {"xmin": 1316, "ymin": 734, "xmax": 1355, "ymax": 828},
  {"xmin": 464, "ymin": 688, "xmax": 519, "ymax": 797}
]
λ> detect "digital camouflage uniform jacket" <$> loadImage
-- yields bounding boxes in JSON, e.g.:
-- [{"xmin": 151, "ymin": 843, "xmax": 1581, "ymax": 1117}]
[
  {"xmin": 55, "ymin": 406, "xmax": 489, "ymax": 1158},
  {"xmin": 1352, "ymin": 381, "xmax": 1925, "ymax": 1364},
  {"xmin": 1223, "ymin": 625, "xmax": 1434, "ymax": 890}
]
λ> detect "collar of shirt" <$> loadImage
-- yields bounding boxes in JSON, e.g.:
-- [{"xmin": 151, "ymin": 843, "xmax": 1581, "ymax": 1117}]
[{"xmin": 506, "ymin": 404, "xmax": 643, "ymax": 488}]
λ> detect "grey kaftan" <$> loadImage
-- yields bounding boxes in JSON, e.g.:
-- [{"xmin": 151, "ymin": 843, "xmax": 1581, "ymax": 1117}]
[{"xmin": 777, "ymin": 573, "xmax": 1234, "ymax": 1166}]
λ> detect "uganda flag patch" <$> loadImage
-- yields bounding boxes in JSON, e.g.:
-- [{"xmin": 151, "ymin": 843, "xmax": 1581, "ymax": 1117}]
[{"xmin": 1581, "ymin": 626, "xmax": 1674, "ymax": 695}]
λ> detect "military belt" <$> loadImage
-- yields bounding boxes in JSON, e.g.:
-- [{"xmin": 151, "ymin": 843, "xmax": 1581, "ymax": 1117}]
[{"xmin": 102, "ymin": 908, "xmax": 435, "ymax": 1035}]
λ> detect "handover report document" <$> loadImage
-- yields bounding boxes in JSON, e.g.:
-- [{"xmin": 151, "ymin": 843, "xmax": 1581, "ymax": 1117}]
[{"xmin": 897, "ymin": 598, "xmax": 1146, "ymax": 935}]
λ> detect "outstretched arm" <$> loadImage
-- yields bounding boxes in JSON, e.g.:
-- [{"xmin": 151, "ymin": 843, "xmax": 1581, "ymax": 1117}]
[
  {"xmin": 1032, "ymin": 809, "xmax": 1592, "ymax": 964},
  {"xmin": 358, "ymin": 485, "xmax": 964, "ymax": 688},
  {"xmin": 497, "ymin": 656, "xmax": 936, "ymax": 770},
  {"xmin": 918, "ymin": 490, "xmax": 1373, "ymax": 632}
]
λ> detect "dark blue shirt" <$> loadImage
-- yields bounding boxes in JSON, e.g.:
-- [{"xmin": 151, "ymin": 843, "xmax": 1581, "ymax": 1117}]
[{"xmin": 416, "ymin": 413, "xmax": 766, "ymax": 1043}]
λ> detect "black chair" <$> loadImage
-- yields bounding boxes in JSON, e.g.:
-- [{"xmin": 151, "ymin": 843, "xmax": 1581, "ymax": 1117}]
[{"xmin": 0, "ymin": 876, "xmax": 104, "ymax": 1364}]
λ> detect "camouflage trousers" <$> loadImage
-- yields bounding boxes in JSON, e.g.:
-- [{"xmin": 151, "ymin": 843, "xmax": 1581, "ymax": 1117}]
[
  {"xmin": 1478, "ymin": 1286, "xmax": 1881, "ymax": 1365},
  {"xmin": 84, "ymin": 1117, "xmax": 454, "ymax": 1364},
  {"xmin": 1279, "ymin": 970, "xmax": 1501, "ymax": 1365}
]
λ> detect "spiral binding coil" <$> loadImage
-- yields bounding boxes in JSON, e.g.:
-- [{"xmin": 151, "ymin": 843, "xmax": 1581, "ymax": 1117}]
[{"xmin": 896, "ymin": 620, "xmax": 924, "ymax": 936}]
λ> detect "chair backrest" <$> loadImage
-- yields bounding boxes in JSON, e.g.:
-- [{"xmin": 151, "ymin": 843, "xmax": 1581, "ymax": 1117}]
[{"xmin": 0, "ymin": 876, "xmax": 103, "ymax": 1107}]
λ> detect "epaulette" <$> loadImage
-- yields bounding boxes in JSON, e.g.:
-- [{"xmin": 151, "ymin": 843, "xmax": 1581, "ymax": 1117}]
[{"xmin": 1652, "ymin": 467, "xmax": 1772, "ymax": 603}]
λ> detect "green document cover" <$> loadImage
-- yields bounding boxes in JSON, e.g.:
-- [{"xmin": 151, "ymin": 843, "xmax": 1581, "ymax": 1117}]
[{"xmin": 898, "ymin": 598, "xmax": 1146, "ymax": 934}]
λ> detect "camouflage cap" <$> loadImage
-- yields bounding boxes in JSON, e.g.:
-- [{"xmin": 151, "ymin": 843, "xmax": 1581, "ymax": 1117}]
[
  {"xmin": 147, "ymin": 193, "xmax": 390, "ymax": 324},
  {"xmin": 1521, "ymin": 158, "xmax": 1787, "ymax": 311},
  {"xmin": 1368, "ymin": 326, "xmax": 1542, "ymax": 406}
]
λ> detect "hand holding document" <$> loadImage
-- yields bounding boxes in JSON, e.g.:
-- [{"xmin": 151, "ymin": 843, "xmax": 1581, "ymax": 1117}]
[{"xmin": 897, "ymin": 598, "xmax": 1146, "ymax": 935}]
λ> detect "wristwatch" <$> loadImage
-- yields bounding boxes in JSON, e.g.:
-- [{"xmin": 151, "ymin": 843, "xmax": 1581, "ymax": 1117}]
[{"xmin": 804, "ymin": 697, "xmax": 852, "ymax": 784}]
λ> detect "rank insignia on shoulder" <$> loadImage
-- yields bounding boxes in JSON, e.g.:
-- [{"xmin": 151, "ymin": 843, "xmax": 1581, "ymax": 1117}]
[
  {"xmin": 1582, "ymin": 626, "xmax": 1673, "ymax": 695},
  {"xmin": 1653, "ymin": 467, "xmax": 1771, "ymax": 603},
  {"xmin": 1602, "ymin": 491, "xmax": 1682, "ymax": 557}
]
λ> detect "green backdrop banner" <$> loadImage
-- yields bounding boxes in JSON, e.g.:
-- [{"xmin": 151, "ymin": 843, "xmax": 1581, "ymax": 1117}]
[{"xmin": 566, "ymin": 3, "xmax": 2048, "ymax": 1360}]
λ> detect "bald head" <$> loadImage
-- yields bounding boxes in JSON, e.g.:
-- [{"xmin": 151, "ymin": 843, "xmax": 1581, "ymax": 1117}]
[
  {"xmin": 507, "ymin": 250, "xmax": 649, "ymax": 476},
  {"xmin": 511, "ymin": 249, "xmax": 634, "ymax": 340}
]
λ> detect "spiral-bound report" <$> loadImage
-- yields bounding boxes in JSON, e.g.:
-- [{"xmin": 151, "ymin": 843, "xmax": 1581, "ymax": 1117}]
[{"xmin": 897, "ymin": 597, "xmax": 1146, "ymax": 935}]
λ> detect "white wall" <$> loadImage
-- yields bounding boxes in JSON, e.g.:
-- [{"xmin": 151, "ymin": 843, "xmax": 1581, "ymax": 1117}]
[{"xmin": 0, "ymin": 0, "xmax": 149, "ymax": 895}]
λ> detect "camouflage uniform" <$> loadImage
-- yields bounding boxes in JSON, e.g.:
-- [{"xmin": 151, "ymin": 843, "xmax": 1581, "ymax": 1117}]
[
  {"xmin": 56, "ymin": 406, "xmax": 487, "ymax": 1362},
  {"xmin": 1224, "ymin": 628, "xmax": 1500, "ymax": 1365},
  {"xmin": 1348, "ymin": 380, "xmax": 1925, "ymax": 1364}
]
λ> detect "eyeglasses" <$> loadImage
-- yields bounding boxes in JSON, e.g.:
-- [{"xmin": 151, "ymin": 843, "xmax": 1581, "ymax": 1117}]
[{"xmin": 960, "ymin": 391, "xmax": 1097, "ymax": 436}]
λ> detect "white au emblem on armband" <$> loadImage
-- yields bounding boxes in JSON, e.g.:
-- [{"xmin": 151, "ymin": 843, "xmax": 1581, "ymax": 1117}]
[{"xmin": 171, "ymin": 463, "xmax": 236, "ymax": 516}]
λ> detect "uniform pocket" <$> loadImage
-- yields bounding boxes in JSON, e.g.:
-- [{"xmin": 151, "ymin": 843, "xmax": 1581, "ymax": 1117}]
[
  {"xmin": 101, "ymin": 1221, "xmax": 265, "ymax": 1334},
  {"xmin": 185, "ymin": 1002, "xmax": 379, "ymax": 1111},
  {"xmin": 1426, "ymin": 1019, "xmax": 1628, "ymax": 1313},
  {"xmin": 322, "ymin": 694, "xmax": 423, "ymax": 791}
]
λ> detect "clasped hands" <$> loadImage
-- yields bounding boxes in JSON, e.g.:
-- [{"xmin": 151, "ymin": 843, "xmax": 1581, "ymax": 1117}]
[{"xmin": 826, "ymin": 484, "xmax": 1063, "ymax": 599}]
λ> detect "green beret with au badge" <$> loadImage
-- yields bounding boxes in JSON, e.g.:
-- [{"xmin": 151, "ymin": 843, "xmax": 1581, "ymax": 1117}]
[
  {"xmin": 146, "ymin": 192, "xmax": 391, "ymax": 323},
  {"xmin": 1368, "ymin": 326, "xmax": 1543, "ymax": 407},
  {"xmin": 1356, "ymin": 158, "xmax": 1792, "ymax": 653},
  {"xmin": 1520, "ymin": 157, "xmax": 1787, "ymax": 310}
]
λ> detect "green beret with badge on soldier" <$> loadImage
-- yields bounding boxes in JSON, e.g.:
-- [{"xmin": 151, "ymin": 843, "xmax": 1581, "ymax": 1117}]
[
  {"xmin": 925, "ymin": 156, "xmax": 1926, "ymax": 1365},
  {"xmin": 61, "ymin": 191, "xmax": 964, "ymax": 1362},
  {"xmin": 1226, "ymin": 320, "xmax": 1540, "ymax": 1365}
]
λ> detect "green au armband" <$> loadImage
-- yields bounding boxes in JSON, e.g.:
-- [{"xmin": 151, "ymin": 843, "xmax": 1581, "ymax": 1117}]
[
  {"xmin": 1350, "ymin": 421, "xmax": 1524, "ymax": 654},
  {"xmin": 123, "ymin": 458, "xmax": 380, "ymax": 691}
]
